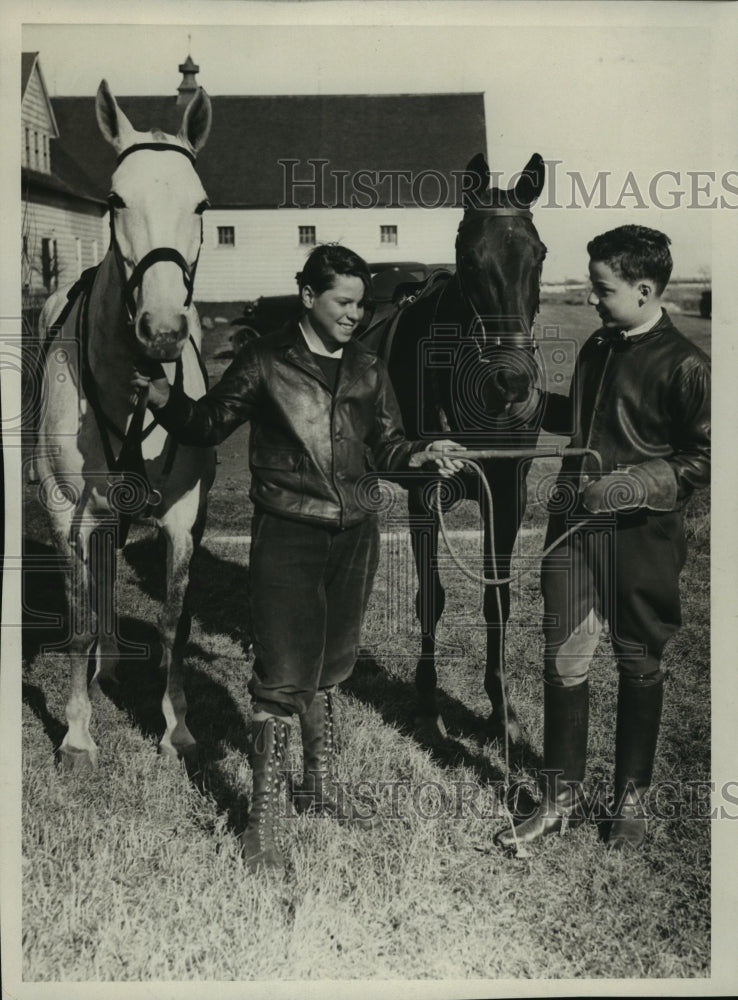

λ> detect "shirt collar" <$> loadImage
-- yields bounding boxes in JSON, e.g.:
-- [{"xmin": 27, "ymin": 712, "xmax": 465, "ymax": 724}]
[
  {"xmin": 299, "ymin": 320, "xmax": 343, "ymax": 358},
  {"xmin": 622, "ymin": 307, "xmax": 664, "ymax": 338}
]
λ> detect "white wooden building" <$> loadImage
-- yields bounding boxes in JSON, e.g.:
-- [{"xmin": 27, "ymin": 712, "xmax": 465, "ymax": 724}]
[
  {"xmin": 23, "ymin": 53, "xmax": 487, "ymax": 303},
  {"xmin": 21, "ymin": 52, "xmax": 105, "ymax": 299}
]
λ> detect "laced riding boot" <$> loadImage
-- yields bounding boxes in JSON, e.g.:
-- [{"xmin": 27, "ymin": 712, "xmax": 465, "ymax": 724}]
[
  {"xmin": 239, "ymin": 714, "xmax": 291, "ymax": 873},
  {"xmin": 608, "ymin": 672, "xmax": 664, "ymax": 851},
  {"xmin": 495, "ymin": 678, "xmax": 589, "ymax": 852},
  {"xmin": 293, "ymin": 689, "xmax": 378, "ymax": 829}
]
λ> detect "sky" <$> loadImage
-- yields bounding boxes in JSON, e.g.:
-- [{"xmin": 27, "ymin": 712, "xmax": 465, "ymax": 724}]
[{"xmin": 13, "ymin": 2, "xmax": 737, "ymax": 284}]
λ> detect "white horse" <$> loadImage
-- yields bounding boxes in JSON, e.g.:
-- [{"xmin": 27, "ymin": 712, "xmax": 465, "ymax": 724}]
[{"xmin": 34, "ymin": 80, "xmax": 216, "ymax": 769}]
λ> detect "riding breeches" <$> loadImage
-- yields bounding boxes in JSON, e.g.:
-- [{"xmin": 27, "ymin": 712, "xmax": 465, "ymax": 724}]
[
  {"xmin": 248, "ymin": 510, "xmax": 380, "ymax": 716},
  {"xmin": 540, "ymin": 509, "xmax": 687, "ymax": 683}
]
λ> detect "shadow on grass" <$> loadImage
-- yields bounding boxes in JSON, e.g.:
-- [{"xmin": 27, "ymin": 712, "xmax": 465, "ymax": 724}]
[
  {"xmin": 343, "ymin": 656, "xmax": 543, "ymax": 790},
  {"xmin": 123, "ymin": 533, "xmax": 253, "ymax": 659},
  {"xmin": 21, "ymin": 532, "xmax": 258, "ymax": 835}
]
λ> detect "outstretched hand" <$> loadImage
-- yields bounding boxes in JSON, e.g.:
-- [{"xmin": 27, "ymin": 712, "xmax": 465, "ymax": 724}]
[
  {"xmin": 131, "ymin": 361, "xmax": 170, "ymax": 410},
  {"xmin": 408, "ymin": 439, "xmax": 467, "ymax": 478}
]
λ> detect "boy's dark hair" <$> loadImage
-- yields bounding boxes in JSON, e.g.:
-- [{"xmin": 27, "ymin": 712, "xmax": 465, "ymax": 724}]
[
  {"xmin": 587, "ymin": 225, "xmax": 673, "ymax": 295},
  {"xmin": 296, "ymin": 243, "xmax": 373, "ymax": 300}
]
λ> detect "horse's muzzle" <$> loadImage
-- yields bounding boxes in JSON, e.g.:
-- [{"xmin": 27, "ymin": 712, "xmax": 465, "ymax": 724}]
[{"xmin": 136, "ymin": 311, "xmax": 189, "ymax": 360}]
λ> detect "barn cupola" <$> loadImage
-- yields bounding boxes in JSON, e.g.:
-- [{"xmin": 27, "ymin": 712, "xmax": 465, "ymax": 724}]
[{"xmin": 177, "ymin": 54, "xmax": 200, "ymax": 106}]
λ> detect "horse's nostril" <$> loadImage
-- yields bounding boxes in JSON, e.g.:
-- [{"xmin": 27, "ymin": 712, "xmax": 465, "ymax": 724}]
[
  {"xmin": 137, "ymin": 311, "xmax": 188, "ymax": 341},
  {"xmin": 138, "ymin": 311, "xmax": 153, "ymax": 340}
]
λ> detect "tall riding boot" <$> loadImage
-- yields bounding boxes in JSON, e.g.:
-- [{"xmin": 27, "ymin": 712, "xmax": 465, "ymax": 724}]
[
  {"xmin": 495, "ymin": 678, "xmax": 589, "ymax": 851},
  {"xmin": 239, "ymin": 714, "xmax": 291, "ymax": 872},
  {"xmin": 608, "ymin": 672, "xmax": 664, "ymax": 851},
  {"xmin": 293, "ymin": 689, "xmax": 378, "ymax": 829}
]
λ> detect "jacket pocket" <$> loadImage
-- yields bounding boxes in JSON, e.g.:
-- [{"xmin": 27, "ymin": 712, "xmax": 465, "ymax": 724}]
[
  {"xmin": 250, "ymin": 447, "xmax": 305, "ymax": 472},
  {"xmin": 249, "ymin": 447, "xmax": 306, "ymax": 513}
]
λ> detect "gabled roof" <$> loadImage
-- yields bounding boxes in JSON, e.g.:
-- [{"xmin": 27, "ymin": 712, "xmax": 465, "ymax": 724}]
[
  {"xmin": 50, "ymin": 92, "xmax": 486, "ymax": 209},
  {"xmin": 21, "ymin": 52, "xmax": 37, "ymax": 95},
  {"xmin": 21, "ymin": 51, "xmax": 59, "ymax": 138}
]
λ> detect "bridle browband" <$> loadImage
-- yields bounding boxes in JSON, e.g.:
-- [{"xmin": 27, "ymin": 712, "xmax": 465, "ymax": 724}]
[
  {"xmin": 460, "ymin": 206, "xmax": 533, "ymax": 219},
  {"xmin": 116, "ymin": 142, "xmax": 197, "ymax": 168},
  {"xmin": 109, "ymin": 142, "xmax": 204, "ymax": 325}
]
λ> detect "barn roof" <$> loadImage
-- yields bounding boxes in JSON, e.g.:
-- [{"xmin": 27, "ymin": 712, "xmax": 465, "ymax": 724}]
[{"xmin": 49, "ymin": 92, "xmax": 487, "ymax": 209}]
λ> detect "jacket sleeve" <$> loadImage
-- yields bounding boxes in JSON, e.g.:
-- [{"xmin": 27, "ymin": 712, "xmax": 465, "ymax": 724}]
[
  {"xmin": 367, "ymin": 360, "xmax": 426, "ymax": 471},
  {"xmin": 540, "ymin": 390, "xmax": 575, "ymax": 435},
  {"xmin": 667, "ymin": 355, "xmax": 711, "ymax": 499},
  {"xmin": 153, "ymin": 347, "xmax": 262, "ymax": 446}
]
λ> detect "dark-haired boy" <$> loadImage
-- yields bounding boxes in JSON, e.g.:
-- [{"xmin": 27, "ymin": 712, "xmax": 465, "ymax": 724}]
[
  {"xmin": 496, "ymin": 225, "xmax": 710, "ymax": 853},
  {"xmin": 133, "ymin": 243, "xmax": 464, "ymax": 872}
]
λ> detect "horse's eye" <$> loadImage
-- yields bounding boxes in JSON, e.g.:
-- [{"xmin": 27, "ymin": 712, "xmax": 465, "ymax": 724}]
[
  {"xmin": 195, "ymin": 200, "xmax": 210, "ymax": 215},
  {"xmin": 107, "ymin": 192, "xmax": 126, "ymax": 210}
]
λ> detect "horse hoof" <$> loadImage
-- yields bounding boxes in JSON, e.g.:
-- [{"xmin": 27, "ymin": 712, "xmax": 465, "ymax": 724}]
[
  {"xmin": 414, "ymin": 714, "xmax": 448, "ymax": 744},
  {"xmin": 158, "ymin": 741, "xmax": 199, "ymax": 770},
  {"xmin": 487, "ymin": 709, "xmax": 524, "ymax": 744},
  {"xmin": 58, "ymin": 745, "xmax": 98, "ymax": 771}
]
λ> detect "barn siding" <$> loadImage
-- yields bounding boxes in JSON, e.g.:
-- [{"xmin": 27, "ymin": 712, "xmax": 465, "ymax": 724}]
[
  {"xmin": 195, "ymin": 207, "xmax": 462, "ymax": 301},
  {"xmin": 21, "ymin": 65, "xmax": 56, "ymax": 171},
  {"xmin": 22, "ymin": 200, "xmax": 106, "ymax": 294}
]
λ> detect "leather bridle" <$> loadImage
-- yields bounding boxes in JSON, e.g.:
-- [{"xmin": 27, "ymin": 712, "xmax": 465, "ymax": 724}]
[
  {"xmin": 108, "ymin": 143, "xmax": 204, "ymax": 325},
  {"xmin": 454, "ymin": 203, "xmax": 545, "ymax": 355}
]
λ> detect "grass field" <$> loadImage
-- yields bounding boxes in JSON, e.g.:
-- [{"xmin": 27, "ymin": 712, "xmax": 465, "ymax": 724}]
[{"xmin": 19, "ymin": 301, "xmax": 713, "ymax": 984}]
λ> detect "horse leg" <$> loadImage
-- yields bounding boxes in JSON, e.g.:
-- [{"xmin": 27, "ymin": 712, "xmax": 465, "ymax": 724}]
[
  {"xmin": 88, "ymin": 523, "xmax": 121, "ymax": 686},
  {"xmin": 157, "ymin": 524, "xmax": 198, "ymax": 765},
  {"xmin": 408, "ymin": 487, "xmax": 446, "ymax": 740},
  {"xmin": 482, "ymin": 470, "xmax": 524, "ymax": 743},
  {"xmin": 58, "ymin": 528, "xmax": 99, "ymax": 770}
]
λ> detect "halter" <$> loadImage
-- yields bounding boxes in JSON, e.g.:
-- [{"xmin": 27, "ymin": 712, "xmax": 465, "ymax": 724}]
[
  {"xmin": 108, "ymin": 143, "xmax": 204, "ymax": 325},
  {"xmin": 454, "ymin": 203, "xmax": 543, "ymax": 356}
]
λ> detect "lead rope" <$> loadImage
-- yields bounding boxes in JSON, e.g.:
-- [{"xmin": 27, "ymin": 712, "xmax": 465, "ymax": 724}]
[{"xmin": 432, "ymin": 454, "xmax": 599, "ymax": 855}]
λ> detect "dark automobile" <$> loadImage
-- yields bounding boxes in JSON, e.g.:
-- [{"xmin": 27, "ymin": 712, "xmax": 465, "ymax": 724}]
[
  {"xmin": 229, "ymin": 261, "xmax": 454, "ymax": 351},
  {"xmin": 699, "ymin": 289, "xmax": 711, "ymax": 319}
]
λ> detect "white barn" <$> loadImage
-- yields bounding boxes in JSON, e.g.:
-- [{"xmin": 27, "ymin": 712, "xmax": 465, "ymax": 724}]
[
  {"xmin": 23, "ymin": 53, "xmax": 487, "ymax": 303},
  {"xmin": 21, "ymin": 52, "xmax": 105, "ymax": 300}
]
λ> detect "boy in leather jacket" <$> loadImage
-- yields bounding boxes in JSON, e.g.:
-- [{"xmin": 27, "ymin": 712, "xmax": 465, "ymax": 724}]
[
  {"xmin": 495, "ymin": 225, "xmax": 710, "ymax": 853},
  {"xmin": 133, "ymin": 244, "xmax": 464, "ymax": 872}
]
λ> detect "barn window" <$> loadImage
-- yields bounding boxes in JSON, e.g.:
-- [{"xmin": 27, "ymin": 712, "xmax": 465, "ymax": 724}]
[
  {"xmin": 24, "ymin": 128, "xmax": 30, "ymax": 167},
  {"xmin": 33, "ymin": 131, "xmax": 39, "ymax": 170},
  {"xmin": 217, "ymin": 226, "xmax": 235, "ymax": 246},
  {"xmin": 299, "ymin": 226, "xmax": 316, "ymax": 246},
  {"xmin": 42, "ymin": 135, "xmax": 49, "ymax": 172},
  {"xmin": 380, "ymin": 225, "xmax": 398, "ymax": 245}
]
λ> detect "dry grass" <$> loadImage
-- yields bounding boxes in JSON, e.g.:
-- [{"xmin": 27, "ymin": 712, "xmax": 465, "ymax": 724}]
[
  {"xmin": 21, "ymin": 513, "xmax": 710, "ymax": 982},
  {"xmin": 19, "ymin": 304, "xmax": 713, "ymax": 984}
]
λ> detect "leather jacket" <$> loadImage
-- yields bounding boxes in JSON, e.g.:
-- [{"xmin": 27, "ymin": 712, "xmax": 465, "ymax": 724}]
[
  {"xmin": 154, "ymin": 321, "xmax": 424, "ymax": 528},
  {"xmin": 541, "ymin": 310, "xmax": 710, "ymax": 510}
]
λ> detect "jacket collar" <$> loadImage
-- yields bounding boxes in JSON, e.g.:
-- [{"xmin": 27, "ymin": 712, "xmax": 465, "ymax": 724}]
[
  {"xmin": 594, "ymin": 308, "xmax": 676, "ymax": 348},
  {"xmin": 276, "ymin": 319, "xmax": 375, "ymax": 395}
]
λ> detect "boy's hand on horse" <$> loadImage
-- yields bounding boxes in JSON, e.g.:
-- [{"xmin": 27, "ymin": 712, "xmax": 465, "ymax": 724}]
[
  {"xmin": 131, "ymin": 361, "xmax": 171, "ymax": 409},
  {"xmin": 409, "ymin": 439, "xmax": 468, "ymax": 477}
]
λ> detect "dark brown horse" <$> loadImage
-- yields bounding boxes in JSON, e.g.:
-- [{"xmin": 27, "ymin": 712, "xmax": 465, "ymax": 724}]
[{"xmin": 360, "ymin": 153, "xmax": 547, "ymax": 743}]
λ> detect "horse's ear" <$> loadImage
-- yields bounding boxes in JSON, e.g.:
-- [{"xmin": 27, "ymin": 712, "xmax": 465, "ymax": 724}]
[
  {"xmin": 179, "ymin": 88, "xmax": 212, "ymax": 154},
  {"xmin": 95, "ymin": 79, "xmax": 134, "ymax": 151},
  {"xmin": 512, "ymin": 153, "xmax": 546, "ymax": 207},
  {"xmin": 462, "ymin": 153, "xmax": 490, "ymax": 208}
]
